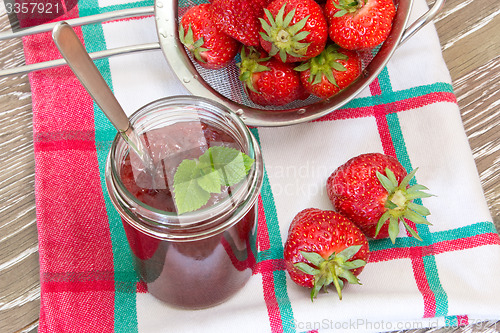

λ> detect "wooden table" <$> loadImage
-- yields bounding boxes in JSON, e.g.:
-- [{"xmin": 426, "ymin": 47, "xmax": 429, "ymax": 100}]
[{"xmin": 0, "ymin": 0, "xmax": 498, "ymax": 332}]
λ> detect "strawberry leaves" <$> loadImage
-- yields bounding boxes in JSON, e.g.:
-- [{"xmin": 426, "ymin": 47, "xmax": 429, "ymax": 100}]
[
  {"xmin": 295, "ymin": 245, "xmax": 367, "ymax": 301},
  {"xmin": 332, "ymin": 0, "xmax": 363, "ymax": 17},
  {"xmin": 173, "ymin": 147, "xmax": 254, "ymax": 214},
  {"xmin": 296, "ymin": 45, "xmax": 361, "ymax": 99},
  {"xmin": 258, "ymin": 0, "xmax": 327, "ymax": 63},
  {"xmin": 259, "ymin": 5, "xmax": 311, "ymax": 62},
  {"xmin": 238, "ymin": 46, "xmax": 271, "ymax": 93},
  {"xmin": 295, "ymin": 44, "xmax": 349, "ymax": 86},
  {"xmin": 179, "ymin": 23, "xmax": 209, "ymax": 64},
  {"xmin": 375, "ymin": 167, "xmax": 434, "ymax": 243}
]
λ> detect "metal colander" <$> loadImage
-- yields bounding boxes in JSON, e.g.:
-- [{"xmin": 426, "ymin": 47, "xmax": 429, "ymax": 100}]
[
  {"xmin": 174, "ymin": 0, "xmax": 383, "ymax": 112},
  {"xmin": 0, "ymin": 0, "xmax": 445, "ymax": 126},
  {"xmin": 155, "ymin": 0, "xmax": 445, "ymax": 126}
]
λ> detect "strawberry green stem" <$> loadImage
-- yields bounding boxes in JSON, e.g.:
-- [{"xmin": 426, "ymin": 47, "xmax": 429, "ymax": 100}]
[
  {"xmin": 330, "ymin": 262, "xmax": 344, "ymax": 300},
  {"xmin": 390, "ymin": 190, "xmax": 408, "ymax": 209}
]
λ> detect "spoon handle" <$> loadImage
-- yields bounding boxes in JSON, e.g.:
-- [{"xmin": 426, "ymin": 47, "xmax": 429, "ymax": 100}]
[
  {"xmin": 52, "ymin": 21, "xmax": 155, "ymax": 170},
  {"xmin": 52, "ymin": 21, "xmax": 130, "ymax": 133}
]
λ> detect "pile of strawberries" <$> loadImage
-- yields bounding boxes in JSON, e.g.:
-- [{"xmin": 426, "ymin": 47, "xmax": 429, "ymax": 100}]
[
  {"xmin": 179, "ymin": 0, "xmax": 396, "ymax": 106},
  {"xmin": 283, "ymin": 153, "xmax": 433, "ymax": 300}
]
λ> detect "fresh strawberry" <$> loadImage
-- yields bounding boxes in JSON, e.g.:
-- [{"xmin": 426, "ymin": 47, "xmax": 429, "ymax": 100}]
[
  {"xmin": 210, "ymin": 0, "xmax": 271, "ymax": 46},
  {"xmin": 179, "ymin": 4, "xmax": 240, "ymax": 69},
  {"xmin": 295, "ymin": 44, "xmax": 361, "ymax": 99},
  {"xmin": 284, "ymin": 208, "xmax": 369, "ymax": 300},
  {"xmin": 238, "ymin": 46, "xmax": 308, "ymax": 106},
  {"xmin": 326, "ymin": 153, "xmax": 433, "ymax": 243},
  {"xmin": 325, "ymin": 0, "xmax": 396, "ymax": 50},
  {"xmin": 259, "ymin": 0, "xmax": 328, "ymax": 63}
]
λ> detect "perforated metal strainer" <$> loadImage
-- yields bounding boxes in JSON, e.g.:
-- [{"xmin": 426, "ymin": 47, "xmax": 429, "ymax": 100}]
[
  {"xmin": 155, "ymin": 0, "xmax": 445, "ymax": 126},
  {"xmin": 0, "ymin": 0, "xmax": 445, "ymax": 126}
]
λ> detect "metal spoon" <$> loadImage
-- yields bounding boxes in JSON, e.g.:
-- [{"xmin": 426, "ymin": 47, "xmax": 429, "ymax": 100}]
[{"xmin": 52, "ymin": 21, "xmax": 154, "ymax": 172}]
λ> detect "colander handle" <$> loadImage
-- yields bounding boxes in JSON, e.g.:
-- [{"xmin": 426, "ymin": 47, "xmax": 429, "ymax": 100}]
[{"xmin": 399, "ymin": 0, "xmax": 446, "ymax": 45}]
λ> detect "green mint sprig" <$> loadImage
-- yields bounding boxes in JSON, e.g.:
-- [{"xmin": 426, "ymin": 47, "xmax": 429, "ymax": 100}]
[{"xmin": 173, "ymin": 146, "xmax": 254, "ymax": 214}]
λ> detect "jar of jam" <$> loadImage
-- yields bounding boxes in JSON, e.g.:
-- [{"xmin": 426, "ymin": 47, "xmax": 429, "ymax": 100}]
[{"xmin": 105, "ymin": 96, "xmax": 263, "ymax": 309}]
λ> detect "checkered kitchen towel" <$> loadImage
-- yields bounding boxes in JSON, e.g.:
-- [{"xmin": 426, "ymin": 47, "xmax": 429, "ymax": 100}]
[{"xmin": 21, "ymin": 0, "xmax": 500, "ymax": 332}]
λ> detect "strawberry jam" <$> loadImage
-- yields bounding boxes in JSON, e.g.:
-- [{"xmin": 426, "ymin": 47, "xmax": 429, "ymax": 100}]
[
  {"xmin": 119, "ymin": 121, "xmax": 240, "ymax": 212},
  {"xmin": 112, "ymin": 117, "xmax": 260, "ymax": 309},
  {"xmin": 121, "ymin": 204, "xmax": 257, "ymax": 309}
]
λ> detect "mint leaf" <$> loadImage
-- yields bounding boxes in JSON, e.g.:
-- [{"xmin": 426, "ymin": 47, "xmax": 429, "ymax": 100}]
[
  {"xmin": 173, "ymin": 159, "xmax": 210, "ymax": 214},
  {"xmin": 199, "ymin": 146, "xmax": 255, "ymax": 186},
  {"xmin": 196, "ymin": 168, "xmax": 222, "ymax": 193},
  {"xmin": 173, "ymin": 147, "xmax": 254, "ymax": 214}
]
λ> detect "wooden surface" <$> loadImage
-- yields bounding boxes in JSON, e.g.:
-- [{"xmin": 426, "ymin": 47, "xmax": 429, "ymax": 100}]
[{"xmin": 0, "ymin": 0, "xmax": 498, "ymax": 331}]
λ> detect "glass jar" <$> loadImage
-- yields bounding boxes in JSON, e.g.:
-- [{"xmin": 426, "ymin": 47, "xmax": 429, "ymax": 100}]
[{"xmin": 105, "ymin": 96, "xmax": 263, "ymax": 309}]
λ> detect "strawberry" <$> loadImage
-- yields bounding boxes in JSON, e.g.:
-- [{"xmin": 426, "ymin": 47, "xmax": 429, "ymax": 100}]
[
  {"xmin": 284, "ymin": 208, "xmax": 369, "ymax": 300},
  {"xmin": 259, "ymin": 0, "xmax": 328, "ymax": 63},
  {"xmin": 179, "ymin": 4, "xmax": 240, "ymax": 69},
  {"xmin": 210, "ymin": 0, "xmax": 271, "ymax": 46},
  {"xmin": 238, "ymin": 46, "xmax": 309, "ymax": 106},
  {"xmin": 295, "ymin": 44, "xmax": 362, "ymax": 99},
  {"xmin": 326, "ymin": 153, "xmax": 433, "ymax": 243},
  {"xmin": 325, "ymin": 0, "xmax": 396, "ymax": 50}
]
